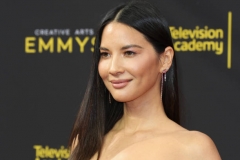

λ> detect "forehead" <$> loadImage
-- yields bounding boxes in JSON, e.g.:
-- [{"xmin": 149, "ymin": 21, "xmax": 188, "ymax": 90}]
[{"xmin": 101, "ymin": 22, "xmax": 148, "ymax": 46}]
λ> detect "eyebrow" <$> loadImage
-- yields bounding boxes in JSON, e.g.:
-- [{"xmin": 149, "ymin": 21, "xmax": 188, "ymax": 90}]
[{"xmin": 99, "ymin": 44, "xmax": 143, "ymax": 51}]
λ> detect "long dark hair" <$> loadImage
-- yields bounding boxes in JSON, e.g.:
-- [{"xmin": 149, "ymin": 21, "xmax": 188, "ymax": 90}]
[{"xmin": 69, "ymin": 1, "xmax": 179, "ymax": 160}]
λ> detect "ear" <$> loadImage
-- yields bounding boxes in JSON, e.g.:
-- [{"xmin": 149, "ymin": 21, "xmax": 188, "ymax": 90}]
[{"xmin": 159, "ymin": 46, "xmax": 174, "ymax": 73}]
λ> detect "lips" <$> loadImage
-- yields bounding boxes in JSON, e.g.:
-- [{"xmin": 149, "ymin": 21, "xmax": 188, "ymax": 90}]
[{"xmin": 110, "ymin": 79, "xmax": 132, "ymax": 89}]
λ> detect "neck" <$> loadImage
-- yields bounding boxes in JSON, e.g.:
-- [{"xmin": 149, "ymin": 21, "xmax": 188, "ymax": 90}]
[{"xmin": 114, "ymin": 93, "xmax": 168, "ymax": 133}]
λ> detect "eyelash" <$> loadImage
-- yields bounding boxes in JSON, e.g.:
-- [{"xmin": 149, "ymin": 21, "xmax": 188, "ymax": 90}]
[
  {"xmin": 100, "ymin": 51, "xmax": 136, "ymax": 58},
  {"xmin": 100, "ymin": 52, "xmax": 110, "ymax": 58},
  {"xmin": 124, "ymin": 51, "xmax": 136, "ymax": 57}
]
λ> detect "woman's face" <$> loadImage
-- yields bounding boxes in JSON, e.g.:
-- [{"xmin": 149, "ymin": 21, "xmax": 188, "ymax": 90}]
[{"xmin": 98, "ymin": 22, "xmax": 162, "ymax": 102}]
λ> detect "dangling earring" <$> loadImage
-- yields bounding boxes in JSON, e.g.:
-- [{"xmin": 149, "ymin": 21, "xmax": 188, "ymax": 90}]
[
  {"xmin": 161, "ymin": 70, "xmax": 167, "ymax": 99},
  {"xmin": 109, "ymin": 92, "xmax": 111, "ymax": 104},
  {"xmin": 164, "ymin": 72, "xmax": 166, "ymax": 82},
  {"xmin": 161, "ymin": 73, "xmax": 163, "ymax": 99}
]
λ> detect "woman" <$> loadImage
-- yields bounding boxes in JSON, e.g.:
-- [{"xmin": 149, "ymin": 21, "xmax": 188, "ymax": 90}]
[{"xmin": 69, "ymin": 1, "xmax": 221, "ymax": 160}]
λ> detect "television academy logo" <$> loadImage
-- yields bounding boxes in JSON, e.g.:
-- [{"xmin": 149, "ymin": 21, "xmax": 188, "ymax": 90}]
[
  {"xmin": 33, "ymin": 145, "xmax": 70, "ymax": 160},
  {"xmin": 170, "ymin": 12, "xmax": 232, "ymax": 69}
]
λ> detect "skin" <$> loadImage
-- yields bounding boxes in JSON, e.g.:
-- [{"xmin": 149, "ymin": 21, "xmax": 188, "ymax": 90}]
[{"xmin": 88, "ymin": 22, "xmax": 221, "ymax": 160}]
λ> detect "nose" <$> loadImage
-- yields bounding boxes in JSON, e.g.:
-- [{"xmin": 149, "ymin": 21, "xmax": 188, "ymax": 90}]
[{"xmin": 109, "ymin": 54, "xmax": 124, "ymax": 75}]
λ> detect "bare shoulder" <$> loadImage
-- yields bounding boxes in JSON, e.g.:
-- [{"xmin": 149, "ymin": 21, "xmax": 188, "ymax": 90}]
[{"xmin": 175, "ymin": 130, "xmax": 221, "ymax": 160}]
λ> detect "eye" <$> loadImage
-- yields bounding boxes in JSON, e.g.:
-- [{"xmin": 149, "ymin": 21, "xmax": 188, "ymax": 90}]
[
  {"xmin": 124, "ymin": 51, "xmax": 136, "ymax": 57},
  {"xmin": 100, "ymin": 52, "xmax": 110, "ymax": 58}
]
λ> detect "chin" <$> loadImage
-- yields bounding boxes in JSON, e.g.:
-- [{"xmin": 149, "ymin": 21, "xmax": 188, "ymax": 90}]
[{"xmin": 112, "ymin": 95, "xmax": 133, "ymax": 103}]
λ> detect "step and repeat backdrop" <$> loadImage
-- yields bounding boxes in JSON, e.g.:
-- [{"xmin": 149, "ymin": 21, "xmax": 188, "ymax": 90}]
[{"xmin": 1, "ymin": 0, "xmax": 239, "ymax": 159}]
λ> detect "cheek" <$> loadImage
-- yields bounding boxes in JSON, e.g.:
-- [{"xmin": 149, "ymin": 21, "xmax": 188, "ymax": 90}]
[
  {"xmin": 130, "ymin": 57, "xmax": 158, "ymax": 77},
  {"xmin": 98, "ymin": 61, "xmax": 108, "ymax": 80}
]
